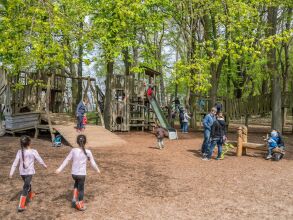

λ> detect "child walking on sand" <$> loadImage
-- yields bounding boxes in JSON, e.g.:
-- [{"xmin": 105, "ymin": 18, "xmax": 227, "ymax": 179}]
[
  {"xmin": 56, "ymin": 135, "xmax": 100, "ymax": 211},
  {"xmin": 155, "ymin": 125, "xmax": 166, "ymax": 150},
  {"xmin": 9, "ymin": 135, "xmax": 47, "ymax": 212}
]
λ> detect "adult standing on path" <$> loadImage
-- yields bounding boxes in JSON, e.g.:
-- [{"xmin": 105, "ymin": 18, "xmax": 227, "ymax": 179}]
[
  {"xmin": 203, "ymin": 112, "xmax": 226, "ymax": 160},
  {"xmin": 76, "ymin": 97, "xmax": 88, "ymax": 132},
  {"xmin": 201, "ymin": 107, "xmax": 217, "ymax": 156}
]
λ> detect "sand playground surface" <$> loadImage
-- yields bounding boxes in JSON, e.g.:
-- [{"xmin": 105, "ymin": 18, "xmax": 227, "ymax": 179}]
[{"xmin": 0, "ymin": 130, "xmax": 293, "ymax": 220}]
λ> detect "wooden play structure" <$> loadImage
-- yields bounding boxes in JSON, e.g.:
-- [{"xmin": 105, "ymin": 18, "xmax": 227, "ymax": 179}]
[
  {"xmin": 110, "ymin": 67, "xmax": 177, "ymax": 139},
  {"xmin": 0, "ymin": 65, "xmax": 176, "ymax": 145},
  {"xmin": 0, "ymin": 69, "xmax": 127, "ymax": 148}
]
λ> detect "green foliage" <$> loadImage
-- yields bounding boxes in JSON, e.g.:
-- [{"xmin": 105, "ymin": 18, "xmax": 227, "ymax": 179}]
[{"xmin": 0, "ymin": 0, "xmax": 292, "ymax": 101}]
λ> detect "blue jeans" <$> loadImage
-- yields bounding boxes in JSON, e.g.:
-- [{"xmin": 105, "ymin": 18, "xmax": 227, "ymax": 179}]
[
  {"xmin": 201, "ymin": 129, "xmax": 211, "ymax": 154},
  {"xmin": 182, "ymin": 122, "xmax": 188, "ymax": 132},
  {"xmin": 76, "ymin": 115, "xmax": 84, "ymax": 129},
  {"xmin": 207, "ymin": 138, "xmax": 222, "ymax": 159}
]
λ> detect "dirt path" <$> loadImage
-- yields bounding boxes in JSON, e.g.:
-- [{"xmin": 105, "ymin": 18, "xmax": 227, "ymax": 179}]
[{"xmin": 0, "ymin": 131, "xmax": 292, "ymax": 220}]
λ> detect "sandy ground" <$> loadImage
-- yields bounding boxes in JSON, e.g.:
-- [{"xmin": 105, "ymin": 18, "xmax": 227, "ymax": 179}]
[{"xmin": 0, "ymin": 130, "xmax": 293, "ymax": 220}]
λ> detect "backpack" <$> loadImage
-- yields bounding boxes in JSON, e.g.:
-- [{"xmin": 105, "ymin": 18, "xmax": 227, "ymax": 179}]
[{"xmin": 82, "ymin": 115, "xmax": 87, "ymax": 125}]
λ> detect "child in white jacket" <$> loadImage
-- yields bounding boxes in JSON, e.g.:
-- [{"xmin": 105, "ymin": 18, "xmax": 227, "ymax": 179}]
[
  {"xmin": 9, "ymin": 135, "xmax": 47, "ymax": 212},
  {"xmin": 56, "ymin": 134, "xmax": 100, "ymax": 211}
]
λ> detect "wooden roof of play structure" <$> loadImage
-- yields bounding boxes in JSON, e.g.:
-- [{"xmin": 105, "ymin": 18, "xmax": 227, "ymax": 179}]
[{"xmin": 143, "ymin": 66, "xmax": 161, "ymax": 77}]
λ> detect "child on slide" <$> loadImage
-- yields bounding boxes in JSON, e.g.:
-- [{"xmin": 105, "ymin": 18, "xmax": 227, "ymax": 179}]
[
  {"xmin": 147, "ymin": 85, "xmax": 155, "ymax": 100},
  {"xmin": 56, "ymin": 135, "xmax": 100, "ymax": 211},
  {"xmin": 9, "ymin": 135, "xmax": 47, "ymax": 212}
]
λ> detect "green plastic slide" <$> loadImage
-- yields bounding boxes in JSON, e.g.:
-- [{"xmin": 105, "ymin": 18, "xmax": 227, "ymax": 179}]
[{"xmin": 149, "ymin": 97, "xmax": 171, "ymax": 130}]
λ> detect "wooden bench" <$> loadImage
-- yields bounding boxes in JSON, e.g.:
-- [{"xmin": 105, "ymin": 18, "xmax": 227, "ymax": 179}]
[{"xmin": 236, "ymin": 126, "xmax": 267, "ymax": 156}]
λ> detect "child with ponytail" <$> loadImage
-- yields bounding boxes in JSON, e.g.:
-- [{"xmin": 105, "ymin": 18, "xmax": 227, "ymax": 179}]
[
  {"xmin": 9, "ymin": 135, "xmax": 47, "ymax": 212},
  {"xmin": 56, "ymin": 134, "xmax": 100, "ymax": 211}
]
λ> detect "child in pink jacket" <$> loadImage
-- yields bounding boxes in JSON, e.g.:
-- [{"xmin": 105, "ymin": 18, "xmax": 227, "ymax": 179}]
[
  {"xmin": 9, "ymin": 135, "xmax": 47, "ymax": 212},
  {"xmin": 56, "ymin": 134, "xmax": 100, "ymax": 211}
]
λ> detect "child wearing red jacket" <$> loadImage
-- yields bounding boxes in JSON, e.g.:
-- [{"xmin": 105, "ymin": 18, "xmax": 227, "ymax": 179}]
[{"xmin": 9, "ymin": 135, "xmax": 47, "ymax": 212}]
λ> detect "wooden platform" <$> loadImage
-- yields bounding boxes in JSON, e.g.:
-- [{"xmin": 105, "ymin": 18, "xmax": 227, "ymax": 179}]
[
  {"xmin": 37, "ymin": 113, "xmax": 127, "ymax": 148},
  {"xmin": 53, "ymin": 123, "xmax": 126, "ymax": 148}
]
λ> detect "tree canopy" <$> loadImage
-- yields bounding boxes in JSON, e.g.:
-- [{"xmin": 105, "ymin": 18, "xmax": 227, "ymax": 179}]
[{"xmin": 0, "ymin": 0, "xmax": 292, "ymax": 130}]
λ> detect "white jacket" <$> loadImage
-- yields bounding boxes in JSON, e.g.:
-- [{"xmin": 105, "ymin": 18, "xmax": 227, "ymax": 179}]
[
  {"xmin": 10, "ymin": 149, "xmax": 47, "ymax": 176},
  {"xmin": 183, "ymin": 113, "xmax": 191, "ymax": 123},
  {"xmin": 57, "ymin": 148, "xmax": 99, "ymax": 175}
]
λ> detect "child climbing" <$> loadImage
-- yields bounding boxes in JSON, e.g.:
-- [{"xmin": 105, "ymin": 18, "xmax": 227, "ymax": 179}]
[
  {"xmin": 155, "ymin": 125, "xmax": 166, "ymax": 150},
  {"xmin": 9, "ymin": 135, "xmax": 47, "ymax": 212},
  {"xmin": 203, "ymin": 112, "xmax": 226, "ymax": 160},
  {"xmin": 76, "ymin": 97, "xmax": 88, "ymax": 132},
  {"xmin": 56, "ymin": 135, "xmax": 100, "ymax": 211},
  {"xmin": 266, "ymin": 130, "xmax": 284, "ymax": 160}
]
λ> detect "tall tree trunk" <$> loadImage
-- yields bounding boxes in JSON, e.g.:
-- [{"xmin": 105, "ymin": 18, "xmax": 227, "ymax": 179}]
[
  {"xmin": 77, "ymin": 22, "xmax": 84, "ymax": 103},
  {"xmin": 282, "ymin": 8, "xmax": 292, "ymax": 93},
  {"xmin": 267, "ymin": 7, "xmax": 282, "ymax": 132},
  {"xmin": 203, "ymin": 14, "xmax": 227, "ymax": 109},
  {"xmin": 281, "ymin": 8, "xmax": 292, "ymax": 127},
  {"xmin": 69, "ymin": 60, "xmax": 78, "ymax": 114},
  {"xmin": 175, "ymin": 49, "xmax": 179, "ymax": 99},
  {"xmin": 157, "ymin": 47, "xmax": 166, "ymax": 106},
  {"xmin": 103, "ymin": 61, "xmax": 114, "ymax": 130}
]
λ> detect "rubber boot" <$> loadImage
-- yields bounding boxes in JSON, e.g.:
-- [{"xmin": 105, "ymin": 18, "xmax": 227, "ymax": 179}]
[
  {"xmin": 72, "ymin": 188, "xmax": 79, "ymax": 207},
  {"xmin": 76, "ymin": 201, "xmax": 86, "ymax": 211},
  {"xmin": 28, "ymin": 191, "xmax": 35, "ymax": 201},
  {"xmin": 18, "ymin": 196, "xmax": 26, "ymax": 212}
]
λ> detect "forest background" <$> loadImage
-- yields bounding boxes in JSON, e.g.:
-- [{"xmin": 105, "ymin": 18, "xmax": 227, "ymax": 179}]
[{"xmin": 0, "ymin": 0, "xmax": 292, "ymax": 131}]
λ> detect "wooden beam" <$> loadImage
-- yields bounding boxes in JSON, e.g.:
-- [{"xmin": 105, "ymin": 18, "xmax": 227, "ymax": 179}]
[
  {"xmin": 242, "ymin": 143, "xmax": 266, "ymax": 149},
  {"xmin": 45, "ymin": 74, "xmax": 55, "ymax": 143},
  {"xmin": 237, "ymin": 127, "xmax": 243, "ymax": 157},
  {"xmin": 54, "ymin": 73, "xmax": 96, "ymax": 81}
]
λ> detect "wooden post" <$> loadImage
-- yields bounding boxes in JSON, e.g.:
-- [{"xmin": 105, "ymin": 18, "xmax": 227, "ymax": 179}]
[
  {"xmin": 34, "ymin": 113, "xmax": 41, "ymax": 139},
  {"xmin": 242, "ymin": 126, "xmax": 248, "ymax": 155},
  {"xmin": 237, "ymin": 126, "xmax": 243, "ymax": 157},
  {"xmin": 90, "ymin": 82, "xmax": 104, "ymax": 127},
  {"xmin": 45, "ymin": 74, "xmax": 55, "ymax": 143},
  {"xmin": 242, "ymin": 126, "xmax": 248, "ymax": 142}
]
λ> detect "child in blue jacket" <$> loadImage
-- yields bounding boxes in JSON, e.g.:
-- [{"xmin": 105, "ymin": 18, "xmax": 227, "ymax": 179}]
[
  {"xmin": 266, "ymin": 130, "xmax": 284, "ymax": 160},
  {"xmin": 76, "ymin": 97, "xmax": 88, "ymax": 132}
]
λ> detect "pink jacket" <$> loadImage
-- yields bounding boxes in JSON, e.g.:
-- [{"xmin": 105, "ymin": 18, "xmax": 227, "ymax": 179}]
[
  {"xmin": 10, "ymin": 149, "xmax": 47, "ymax": 176},
  {"xmin": 57, "ymin": 148, "xmax": 99, "ymax": 175}
]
